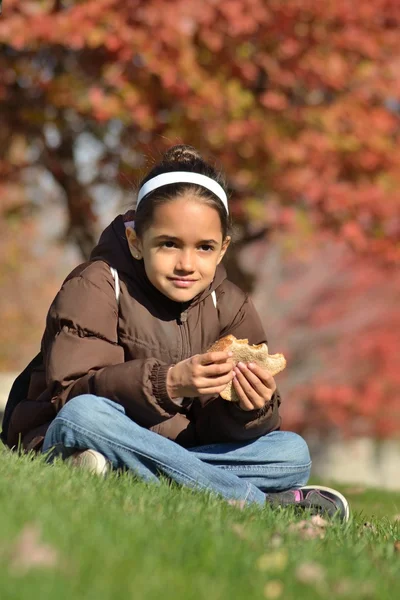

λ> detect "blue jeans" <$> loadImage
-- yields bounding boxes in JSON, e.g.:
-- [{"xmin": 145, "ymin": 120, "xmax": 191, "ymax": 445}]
[{"xmin": 42, "ymin": 395, "xmax": 311, "ymax": 507}]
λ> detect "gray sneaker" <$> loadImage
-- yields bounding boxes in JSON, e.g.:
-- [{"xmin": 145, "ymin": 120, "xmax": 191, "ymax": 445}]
[
  {"xmin": 67, "ymin": 449, "xmax": 110, "ymax": 476},
  {"xmin": 267, "ymin": 485, "xmax": 350, "ymax": 522}
]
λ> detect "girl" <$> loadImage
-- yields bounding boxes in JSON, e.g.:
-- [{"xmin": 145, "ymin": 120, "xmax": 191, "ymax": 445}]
[{"xmin": 6, "ymin": 145, "xmax": 349, "ymax": 520}]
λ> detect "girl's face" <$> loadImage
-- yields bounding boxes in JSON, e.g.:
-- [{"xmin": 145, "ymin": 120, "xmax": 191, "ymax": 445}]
[{"xmin": 126, "ymin": 196, "xmax": 231, "ymax": 303}]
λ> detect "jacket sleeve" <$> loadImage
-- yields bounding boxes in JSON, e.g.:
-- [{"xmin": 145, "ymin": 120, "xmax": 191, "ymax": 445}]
[
  {"xmin": 42, "ymin": 270, "xmax": 181, "ymax": 428},
  {"xmin": 192, "ymin": 293, "xmax": 282, "ymax": 444}
]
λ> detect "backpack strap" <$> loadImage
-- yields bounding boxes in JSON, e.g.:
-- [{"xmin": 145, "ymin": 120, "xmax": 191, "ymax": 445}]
[
  {"xmin": 211, "ymin": 290, "xmax": 217, "ymax": 308},
  {"xmin": 110, "ymin": 267, "xmax": 120, "ymax": 304}
]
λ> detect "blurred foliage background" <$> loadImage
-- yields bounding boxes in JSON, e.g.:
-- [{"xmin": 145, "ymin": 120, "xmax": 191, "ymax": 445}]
[{"xmin": 0, "ymin": 0, "xmax": 399, "ymax": 439}]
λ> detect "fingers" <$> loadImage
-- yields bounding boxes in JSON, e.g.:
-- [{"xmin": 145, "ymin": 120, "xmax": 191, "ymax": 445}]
[
  {"xmin": 247, "ymin": 363, "xmax": 276, "ymax": 391},
  {"xmin": 201, "ymin": 383, "xmax": 233, "ymax": 395},
  {"xmin": 198, "ymin": 371, "xmax": 234, "ymax": 391},
  {"xmin": 201, "ymin": 360, "xmax": 233, "ymax": 377},
  {"xmin": 199, "ymin": 351, "xmax": 233, "ymax": 365},
  {"xmin": 198, "ymin": 371, "xmax": 235, "ymax": 395},
  {"xmin": 192, "ymin": 354, "xmax": 277, "ymax": 403},
  {"xmin": 232, "ymin": 375, "xmax": 255, "ymax": 411},
  {"xmin": 194, "ymin": 352, "xmax": 233, "ymax": 378},
  {"xmin": 240, "ymin": 362, "xmax": 276, "ymax": 397},
  {"xmin": 233, "ymin": 367, "xmax": 265, "ymax": 410},
  {"xmin": 233, "ymin": 362, "xmax": 275, "ymax": 410}
]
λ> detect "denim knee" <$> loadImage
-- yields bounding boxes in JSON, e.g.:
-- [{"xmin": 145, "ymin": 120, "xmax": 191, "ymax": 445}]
[
  {"xmin": 54, "ymin": 394, "xmax": 123, "ymax": 431},
  {"xmin": 43, "ymin": 395, "xmax": 121, "ymax": 456},
  {"xmin": 281, "ymin": 432, "xmax": 312, "ymax": 468}
]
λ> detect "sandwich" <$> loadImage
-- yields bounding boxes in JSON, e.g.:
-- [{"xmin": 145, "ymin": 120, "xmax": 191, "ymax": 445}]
[{"xmin": 207, "ymin": 334, "xmax": 286, "ymax": 402}]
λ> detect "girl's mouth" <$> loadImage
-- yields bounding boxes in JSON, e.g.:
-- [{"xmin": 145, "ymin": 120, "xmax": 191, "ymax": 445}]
[{"xmin": 169, "ymin": 278, "xmax": 197, "ymax": 288}]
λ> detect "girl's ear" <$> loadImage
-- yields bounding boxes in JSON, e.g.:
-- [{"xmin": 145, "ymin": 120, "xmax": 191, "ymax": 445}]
[
  {"xmin": 126, "ymin": 227, "xmax": 143, "ymax": 260},
  {"xmin": 217, "ymin": 236, "xmax": 231, "ymax": 265}
]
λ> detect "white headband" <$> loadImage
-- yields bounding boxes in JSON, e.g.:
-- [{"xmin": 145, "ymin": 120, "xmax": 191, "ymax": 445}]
[{"xmin": 137, "ymin": 171, "xmax": 229, "ymax": 214}]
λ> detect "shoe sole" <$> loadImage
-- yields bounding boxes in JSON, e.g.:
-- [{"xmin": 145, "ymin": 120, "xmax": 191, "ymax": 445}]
[{"xmin": 301, "ymin": 485, "xmax": 350, "ymax": 522}]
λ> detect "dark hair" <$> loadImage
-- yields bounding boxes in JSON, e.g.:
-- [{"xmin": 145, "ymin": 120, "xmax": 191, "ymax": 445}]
[{"xmin": 133, "ymin": 145, "xmax": 231, "ymax": 239}]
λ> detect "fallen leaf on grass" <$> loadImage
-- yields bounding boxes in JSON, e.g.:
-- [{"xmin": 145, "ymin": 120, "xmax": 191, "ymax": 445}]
[
  {"xmin": 332, "ymin": 578, "xmax": 354, "ymax": 595},
  {"xmin": 231, "ymin": 523, "xmax": 249, "ymax": 540},
  {"xmin": 9, "ymin": 524, "xmax": 60, "ymax": 575},
  {"xmin": 230, "ymin": 523, "xmax": 259, "ymax": 549},
  {"xmin": 362, "ymin": 522, "xmax": 378, "ymax": 533},
  {"xmin": 288, "ymin": 515, "xmax": 329, "ymax": 540},
  {"xmin": 263, "ymin": 580, "xmax": 284, "ymax": 599},
  {"xmin": 257, "ymin": 549, "xmax": 288, "ymax": 572},
  {"xmin": 394, "ymin": 540, "xmax": 400, "ymax": 553},
  {"xmin": 269, "ymin": 533, "xmax": 283, "ymax": 548},
  {"xmin": 295, "ymin": 561, "xmax": 326, "ymax": 585}
]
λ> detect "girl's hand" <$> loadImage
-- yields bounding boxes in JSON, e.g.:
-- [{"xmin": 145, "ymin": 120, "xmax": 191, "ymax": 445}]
[
  {"xmin": 166, "ymin": 351, "xmax": 234, "ymax": 399},
  {"xmin": 232, "ymin": 362, "xmax": 277, "ymax": 411}
]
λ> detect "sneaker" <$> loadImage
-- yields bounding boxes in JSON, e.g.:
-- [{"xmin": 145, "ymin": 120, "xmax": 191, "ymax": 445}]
[
  {"xmin": 267, "ymin": 485, "xmax": 350, "ymax": 522},
  {"xmin": 66, "ymin": 449, "xmax": 110, "ymax": 476}
]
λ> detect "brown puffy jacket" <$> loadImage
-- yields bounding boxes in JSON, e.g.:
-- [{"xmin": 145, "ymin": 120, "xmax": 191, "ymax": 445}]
[{"xmin": 7, "ymin": 215, "xmax": 281, "ymax": 451}]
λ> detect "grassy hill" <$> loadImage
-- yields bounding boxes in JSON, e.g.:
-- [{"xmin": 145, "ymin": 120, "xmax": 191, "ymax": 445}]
[{"xmin": 0, "ymin": 446, "xmax": 399, "ymax": 600}]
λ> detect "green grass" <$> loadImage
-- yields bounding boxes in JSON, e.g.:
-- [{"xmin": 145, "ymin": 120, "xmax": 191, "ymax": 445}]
[{"xmin": 0, "ymin": 446, "xmax": 399, "ymax": 600}]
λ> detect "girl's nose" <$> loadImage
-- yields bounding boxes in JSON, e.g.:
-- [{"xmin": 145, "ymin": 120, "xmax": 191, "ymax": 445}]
[{"xmin": 176, "ymin": 250, "xmax": 195, "ymax": 272}]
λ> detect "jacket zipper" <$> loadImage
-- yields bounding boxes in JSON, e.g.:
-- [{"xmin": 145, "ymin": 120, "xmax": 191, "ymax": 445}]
[{"xmin": 177, "ymin": 309, "xmax": 190, "ymax": 358}]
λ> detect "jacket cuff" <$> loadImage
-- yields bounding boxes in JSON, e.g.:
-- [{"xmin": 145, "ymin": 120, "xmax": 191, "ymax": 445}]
[
  {"xmin": 150, "ymin": 364, "xmax": 183, "ymax": 413},
  {"xmin": 230, "ymin": 389, "xmax": 280, "ymax": 422}
]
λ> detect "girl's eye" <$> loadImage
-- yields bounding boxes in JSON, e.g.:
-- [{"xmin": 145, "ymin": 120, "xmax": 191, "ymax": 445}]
[{"xmin": 160, "ymin": 242, "xmax": 214, "ymax": 252}]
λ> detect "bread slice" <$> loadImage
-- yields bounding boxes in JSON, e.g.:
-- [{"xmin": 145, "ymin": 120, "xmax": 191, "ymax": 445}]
[{"xmin": 207, "ymin": 334, "xmax": 286, "ymax": 402}]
